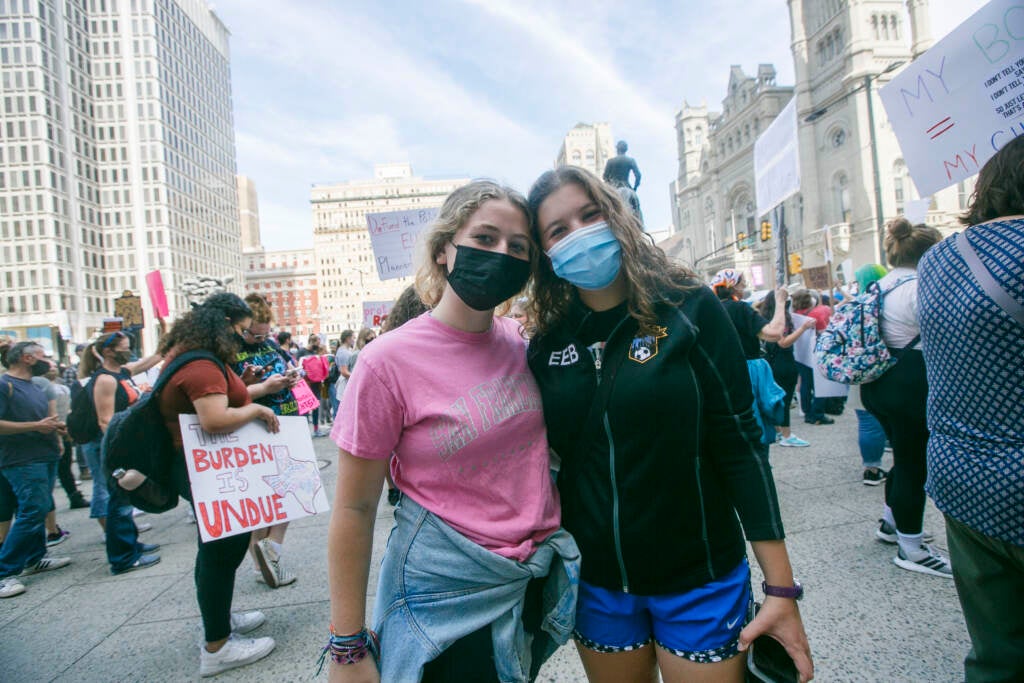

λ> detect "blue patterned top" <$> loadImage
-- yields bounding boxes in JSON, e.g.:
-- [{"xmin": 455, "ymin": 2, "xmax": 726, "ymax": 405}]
[{"xmin": 919, "ymin": 219, "xmax": 1024, "ymax": 546}]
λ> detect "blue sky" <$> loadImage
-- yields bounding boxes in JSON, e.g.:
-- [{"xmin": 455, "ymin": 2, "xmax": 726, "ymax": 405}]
[{"xmin": 213, "ymin": 0, "xmax": 987, "ymax": 250}]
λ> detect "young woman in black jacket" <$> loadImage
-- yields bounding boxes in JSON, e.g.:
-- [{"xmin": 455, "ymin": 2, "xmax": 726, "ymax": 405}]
[{"xmin": 526, "ymin": 166, "xmax": 813, "ymax": 683}]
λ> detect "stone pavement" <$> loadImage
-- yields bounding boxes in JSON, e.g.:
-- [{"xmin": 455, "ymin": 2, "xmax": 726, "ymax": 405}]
[{"xmin": 0, "ymin": 411, "xmax": 970, "ymax": 682}]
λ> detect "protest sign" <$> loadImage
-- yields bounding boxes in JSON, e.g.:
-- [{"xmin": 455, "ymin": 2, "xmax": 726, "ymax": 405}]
[
  {"xmin": 145, "ymin": 270, "xmax": 169, "ymax": 318},
  {"xmin": 291, "ymin": 380, "xmax": 320, "ymax": 415},
  {"xmin": 366, "ymin": 208, "xmax": 439, "ymax": 281},
  {"xmin": 755, "ymin": 98, "xmax": 801, "ymax": 218},
  {"xmin": 114, "ymin": 291, "xmax": 144, "ymax": 328},
  {"xmin": 803, "ymin": 265, "xmax": 831, "ymax": 290},
  {"xmin": 180, "ymin": 414, "xmax": 329, "ymax": 543},
  {"xmin": 791, "ymin": 313, "xmax": 816, "ymax": 368},
  {"xmin": 363, "ymin": 300, "xmax": 393, "ymax": 328},
  {"xmin": 813, "ymin": 365, "xmax": 850, "ymax": 398},
  {"xmin": 839, "ymin": 259, "xmax": 854, "ymax": 287},
  {"xmin": 880, "ymin": 0, "xmax": 1024, "ymax": 196},
  {"xmin": 903, "ymin": 198, "xmax": 931, "ymax": 226}
]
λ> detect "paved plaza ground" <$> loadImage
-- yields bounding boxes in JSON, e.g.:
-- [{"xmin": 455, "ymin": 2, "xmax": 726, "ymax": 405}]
[{"xmin": 0, "ymin": 409, "xmax": 970, "ymax": 682}]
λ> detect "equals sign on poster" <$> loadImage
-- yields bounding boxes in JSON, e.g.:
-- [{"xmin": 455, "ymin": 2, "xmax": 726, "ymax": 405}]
[{"xmin": 927, "ymin": 116, "xmax": 955, "ymax": 139}]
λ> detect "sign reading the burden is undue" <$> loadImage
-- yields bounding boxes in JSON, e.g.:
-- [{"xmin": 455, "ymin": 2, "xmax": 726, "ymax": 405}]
[{"xmin": 180, "ymin": 414, "xmax": 329, "ymax": 543}]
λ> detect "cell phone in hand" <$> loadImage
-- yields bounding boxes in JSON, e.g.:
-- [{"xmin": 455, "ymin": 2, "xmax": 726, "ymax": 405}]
[{"xmin": 746, "ymin": 602, "xmax": 799, "ymax": 683}]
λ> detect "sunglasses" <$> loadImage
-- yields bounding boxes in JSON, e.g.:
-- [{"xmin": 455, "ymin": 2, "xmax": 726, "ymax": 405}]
[{"xmin": 242, "ymin": 327, "xmax": 270, "ymax": 342}]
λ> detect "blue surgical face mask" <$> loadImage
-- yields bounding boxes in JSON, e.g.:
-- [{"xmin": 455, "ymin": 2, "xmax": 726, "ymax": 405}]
[{"xmin": 545, "ymin": 221, "xmax": 622, "ymax": 290}]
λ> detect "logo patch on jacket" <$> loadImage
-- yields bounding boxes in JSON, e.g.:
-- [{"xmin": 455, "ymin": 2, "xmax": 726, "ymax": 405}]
[
  {"xmin": 628, "ymin": 326, "xmax": 667, "ymax": 364},
  {"xmin": 549, "ymin": 343, "xmax": 579, "ymax": 366}
]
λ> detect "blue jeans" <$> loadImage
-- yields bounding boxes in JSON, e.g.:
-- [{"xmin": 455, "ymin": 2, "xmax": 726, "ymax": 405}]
[
  {"xmin": 797, "ymin": 363, "xmax": 826, "ymax": 422},
  {"xmin": 856, "ymin": 409, "xmax": 885, "ymax": 468},
  {"xmin": 0, "ymin": 461, "xmax": 57, "ymax": 578},
  {"xmin": 105, "ymin": 478, "xmax": 142, "ymax": 571},
  {"xmin": 81, "ymin": 440, "xmax": 109, "ymax": 519}
]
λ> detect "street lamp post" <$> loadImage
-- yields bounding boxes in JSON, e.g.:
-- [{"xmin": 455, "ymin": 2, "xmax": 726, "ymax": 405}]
[{"xmin": 864, "ymin": 61, "xmax": 904, "ymax": 265}]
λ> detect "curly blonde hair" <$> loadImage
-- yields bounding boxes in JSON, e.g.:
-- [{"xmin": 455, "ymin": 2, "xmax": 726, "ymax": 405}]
[
  {"xmin": 244, "ymin": 294, "xmax": 274, "ymax": 324},
  {"xmin": 414, "ymin": 179, "xmax": 535, "ymax": 308},
  {"xmin": 526, "ymin": 166, "xmax": 700, "ymax": 336}
]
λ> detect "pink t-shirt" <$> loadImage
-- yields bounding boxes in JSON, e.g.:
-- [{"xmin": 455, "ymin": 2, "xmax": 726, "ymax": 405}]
[{"xmin": 331, "ymin": 312, "xmax": 560, "ymax": 561}]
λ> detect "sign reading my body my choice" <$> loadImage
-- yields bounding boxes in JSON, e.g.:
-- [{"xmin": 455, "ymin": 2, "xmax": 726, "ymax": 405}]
[
  {"xmin": 880, "ymin": 0, "xmax": 1024, "ymax": 196},
  {"xmin": 180, "ymin": 414, "xmax": 329, "ymax": 543},
  {"xmin": 366, "ymin": 208, "xmax": 439, "ymax": 281}
]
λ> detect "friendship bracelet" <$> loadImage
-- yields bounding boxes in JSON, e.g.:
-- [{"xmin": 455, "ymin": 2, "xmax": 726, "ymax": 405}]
[{"xmin": 315, "ymin": 626, "xmax": 380, "ymax": 675}]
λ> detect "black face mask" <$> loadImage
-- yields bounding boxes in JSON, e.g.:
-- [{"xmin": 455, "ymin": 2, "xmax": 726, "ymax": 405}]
[
  {"xmin": 112, "ymin": 351, "xmax": 133, "ymax": 365},
  {"xmin": 30, "ymin": 359, "xmax": 51, "ymax": 376},
  {"xmin": 446, "ymin": 245, "xmax": 531, "ymax": 312}
]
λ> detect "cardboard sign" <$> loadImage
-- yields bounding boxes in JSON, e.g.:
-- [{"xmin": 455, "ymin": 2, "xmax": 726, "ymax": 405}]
[
  {"xmin": 362, "ymin": 300, "xmax": 393, "ymax": 328},
  {"xmin": 802, "ymin": 265, "xmax": 831, "ymax": 290},
  {"xmin": 880, "ymin": 0, "xmax": 1024, "ymax": 196},
  {"xmin": 180, "ymin": 414, "xmax": 329, "ymax": 543},
  {"xmin": 366, "ymin": 208, "xmax": 439, "ymax": 280},
  {"xmin": 291, "ymin": 380, "xmax": 320, "ymax": 415},
  {"xmin": 754, "ymin": 98, "xmax": 801, "ymax": 218},
  {"xmin": 145, "ymin": 270, "xmax": 169, "ymax": 318},
  {"xmin": 114, "ymin": 291, "xmax": 144, "ymax": 328}
]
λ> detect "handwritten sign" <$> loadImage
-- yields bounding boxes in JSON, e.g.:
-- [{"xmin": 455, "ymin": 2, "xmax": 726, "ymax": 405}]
[
  {"xmin": 755, "ymin": 98, "xmax": 801, "ymax": 218},
  {"xmin": 366, "ymin": 208, "xmax": 439, "ymax": 281},
  {"xmin": 362, "ymin": 300, "xmax": 393, "ymax": 328},
  {"xmin": 114, "ymin": 291, "xmax": 143, "ymax": 328},
  {"xmin": 145, "ymin": 270, "xmax": 169, "ymax": 318},
  {"xmin": 291, "ymin": 380, "xmax": 320, "ymax": 415},
  {"xmin": 802, "ymin": 265, "xmax": 831, "ymax": 290},
  {"xmin": 180, "ymin": 414, "xmax": 329, "ymax": 543},
  {"xmin": 880, "ymin": 0, "xmax": 1024, "ymax": 196},
  {"xmin": 791, "ymin": 313, "xmax": 816, "ymax": 368}
]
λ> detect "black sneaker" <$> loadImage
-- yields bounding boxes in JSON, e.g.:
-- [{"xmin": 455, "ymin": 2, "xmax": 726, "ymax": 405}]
[
  {"xmin": 876, "ymin": 519, "xmax": 935, "ymax": 544},
  {"xmin": 862, "ymin": 468, "xmax": 888, "ymax": 486},
  {"xmin": 69, "ymin": 494, "xmax": 90, "ymax": 509},
  {"xmin": 805, "ymin": 416, "xmax": 835, "ymax": 425}
]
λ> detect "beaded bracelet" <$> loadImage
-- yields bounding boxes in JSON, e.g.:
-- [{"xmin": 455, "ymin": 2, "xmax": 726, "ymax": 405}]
[{"xmin": 314, "ymin": 624, "xmax": 381, "ymax": 675}]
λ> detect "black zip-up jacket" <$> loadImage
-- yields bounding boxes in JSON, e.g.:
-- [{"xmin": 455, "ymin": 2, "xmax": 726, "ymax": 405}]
[{"xmin": 528, "ymin": 286, "xmax": 785, "ymax": 595}]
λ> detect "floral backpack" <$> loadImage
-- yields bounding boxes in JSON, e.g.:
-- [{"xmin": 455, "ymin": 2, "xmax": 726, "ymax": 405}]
[{"xmin": 814, "ymin": 275, "xmax": 919, "ymax": 384}]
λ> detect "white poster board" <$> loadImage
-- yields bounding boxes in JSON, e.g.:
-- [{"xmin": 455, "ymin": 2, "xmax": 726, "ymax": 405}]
[
  {"xmin": 180, "ymin": 414, "xmax": 329, "ymax": 543},
  {"xmin": 880, "ymin": 0, "xmax": 1024, "ymax": 196},
  {"xmin": 362, "ymin": 300, "xmax": 393, "ymax": 328},
  {"xmin": 754, "ymin": 98, "xmax": 801, "ymax": 218},
  {"xmin": 366, "ymin": 208, "xmax": 439, "ymax": 281},
  {"xmin": 791, "ymin": 313, "xmax": 816, "ymax": 368},
  {"xmin": 813, "ymin": 365, "xmax": 850, "ymax": 398}
]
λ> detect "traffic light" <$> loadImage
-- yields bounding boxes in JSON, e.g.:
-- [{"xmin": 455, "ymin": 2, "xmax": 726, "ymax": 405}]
[
  {"xmin": 760, "ymin": 220, "xmax": 772, "ymax": 241},
  {"xmin": 788, "ymin": 252, "xmax": 803, "ymax": 275},
  {"xmin": 736, "ymin": 232, "xmax": 747, "ymax": 251}
]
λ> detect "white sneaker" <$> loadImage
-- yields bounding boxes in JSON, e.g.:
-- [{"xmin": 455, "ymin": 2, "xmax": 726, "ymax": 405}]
[
  {"xmin": 199, "ymin": 634, "xmax": 275, "ymax": 677},
  {"xmin": 230, "ymin": 610, "xmax": 266, "ymax": 635},
  {"xmin": 0, "ymin": 576, "xmax": 26, "ymax": 598},
  {"xmin": 894, "ymin": 544, "xmax": 953, "ymax": 578},
  {"xmin": 254, "ymin": 539, "xmax": 296, "ymax": 588},
  {"xmin": 20, "ymin": 556, "xmax": 71, "ymax": 575}
]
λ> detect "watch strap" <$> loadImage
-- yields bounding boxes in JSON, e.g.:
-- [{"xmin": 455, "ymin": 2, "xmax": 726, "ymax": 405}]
[{"xmin": 762, "ymin": 579, "xmax": 803, "ymax": 599}]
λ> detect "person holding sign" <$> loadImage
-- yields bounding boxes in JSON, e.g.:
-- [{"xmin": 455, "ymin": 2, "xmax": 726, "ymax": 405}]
[
  {"xmin": 325, "ymin": 180, "xmax": 576, "ymax": 682},
  {"xmin": 232, "ymin": 294, "xmax": 301, "ymax": 590},
  {"xmin": 525, "ymin": 166, "xmax": 812, "ymax": 683},
  {"xmin": 156, "ymin": 293, "xmax": 281, "ymax": 677}
]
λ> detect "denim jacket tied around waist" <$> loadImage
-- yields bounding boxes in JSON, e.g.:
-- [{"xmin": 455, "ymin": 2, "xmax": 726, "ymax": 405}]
[{"xmin": 373, "ymin": 495, "xmax": 580, "ymax": 682}]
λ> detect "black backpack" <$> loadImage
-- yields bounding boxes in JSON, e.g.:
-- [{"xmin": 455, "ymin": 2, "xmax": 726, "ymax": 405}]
[
  {"xmin": 102, "ymin": 350, "xmax": 226, "ymax": 514},
  {"xmin": 66, "ymin": 378, "xmax": 101, "ymax": 445}
]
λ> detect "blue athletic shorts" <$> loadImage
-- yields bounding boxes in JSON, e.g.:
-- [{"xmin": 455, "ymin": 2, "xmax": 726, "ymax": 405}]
[{"xmin": 574, "ymin": 558, "xmax": 752, "ymax": 663}]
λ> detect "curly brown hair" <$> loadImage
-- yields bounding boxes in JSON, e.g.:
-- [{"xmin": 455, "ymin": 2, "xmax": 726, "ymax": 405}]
[
  {"xmin": 158, "ymin": 293, "xmax": 252, "ymax": 363},
  {"xmin": 961, "ymin": 135, "xmax": 1024, "ymax": 226},
  {"xmin": 526, "ymin": 166, "xmax": 700, "ymax": 336},
  {"xmin": 244, "ymin": 294, "xmax": 274, "ymax": 324},
  {"xmin": 382, "ymin": 285, "xmax": 430, "ymax": 333}
]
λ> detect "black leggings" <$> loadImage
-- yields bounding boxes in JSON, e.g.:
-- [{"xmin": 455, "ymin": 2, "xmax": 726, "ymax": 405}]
[
  {"xmin": 772, "ymin": 366, "xmax": 798, "ymax": 429},
  {"xmin": 861, "ymin": 349, "xmax": 928, "ymax": 535},
  {"xmin": 56, "ymin": 437, "xmax": 81, "ymax": 501},
  {"xmin": 195, "ymin": 528, "xmax": 252, "ymax": 642}
]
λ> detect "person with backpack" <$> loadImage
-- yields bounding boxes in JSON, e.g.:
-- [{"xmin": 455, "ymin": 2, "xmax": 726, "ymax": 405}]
[
  {"xmin": 851, "ymin": 264, "xmax": 890, "ymax": 486},
  {"xmin": 232, "ymin": 294, "xmax": 300, "ymax": 589},
  {"xmin": 77, "ymin": 330, "xmax": 164, "ymax": 574},
  {"xmin": 0, "ymin": 342, "xmax": 72, "ymax": 599},
  {"xmin": 860, "ymin": 218, "xmax": 947, "ymax": 578},
  {"xmin": 156, "ymin": 293, "xmax": 280, "ymax": 677},
  {"xmin": 34, "ymin": 367, "xmax": 88, "ymax": 511},
  {"xmin": 918, "ymin": 137, "xmax": 1024, "ymax": 681}
]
